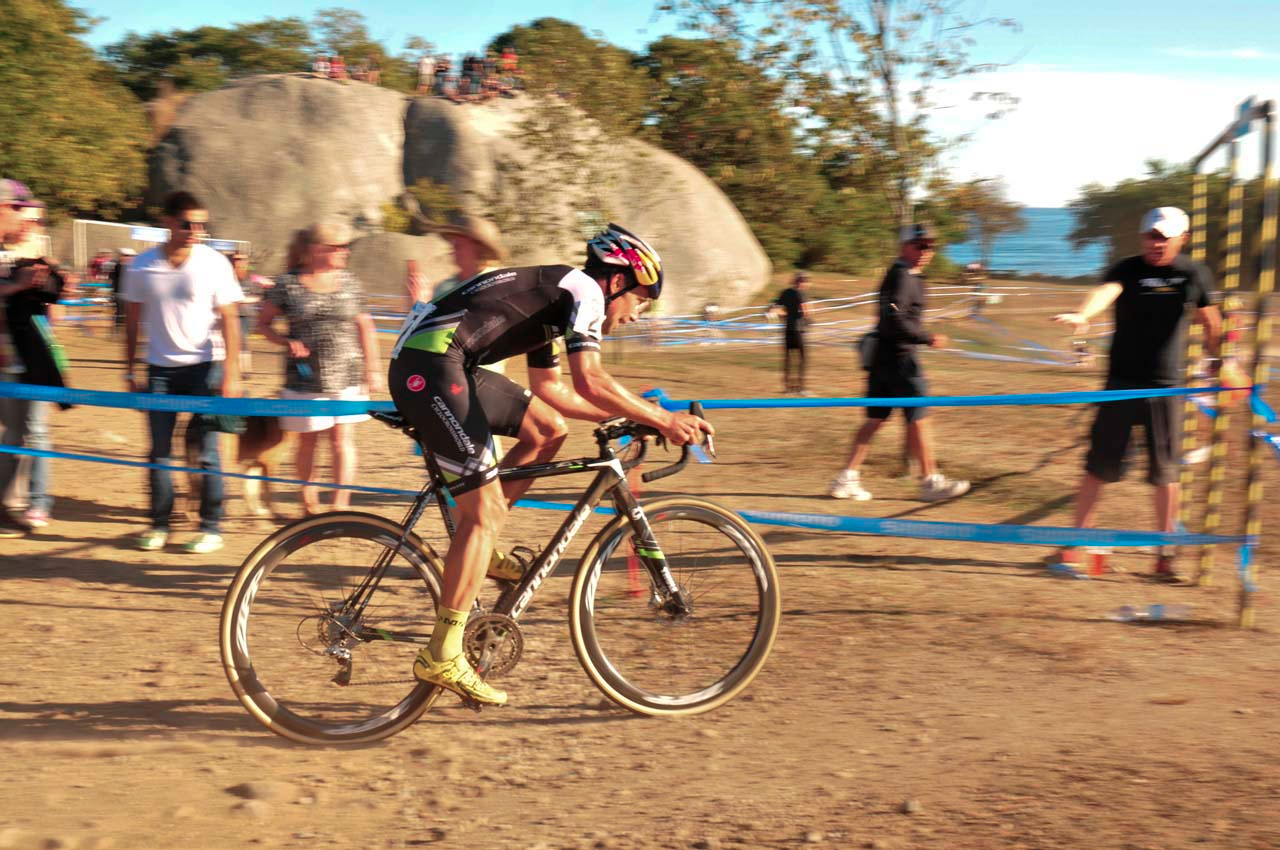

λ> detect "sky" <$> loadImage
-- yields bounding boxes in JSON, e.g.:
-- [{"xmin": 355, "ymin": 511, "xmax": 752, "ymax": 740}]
[{"xmin": 76, "ymin": 0, "xmax": 1280, "ymax": 207}]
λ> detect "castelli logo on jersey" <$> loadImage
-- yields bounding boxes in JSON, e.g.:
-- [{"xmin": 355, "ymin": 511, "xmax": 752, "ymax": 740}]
[{"xmin": 406, "ymin": 375, "xmax": 426, "ymax": 392}]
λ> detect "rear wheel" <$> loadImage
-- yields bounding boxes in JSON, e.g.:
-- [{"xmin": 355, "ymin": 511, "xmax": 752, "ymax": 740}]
[
  {"xmin": 220, "ymin": 512, "xmax": 445, "ymax": 745},
  {"xmin": 569, "ymin": 496, "xmax": 780, "ymax": 715}
]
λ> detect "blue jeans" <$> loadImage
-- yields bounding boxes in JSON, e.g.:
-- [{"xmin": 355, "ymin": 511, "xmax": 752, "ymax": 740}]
[
  {"xmin": 0, "ymin": 384, "xmax": 52, "ymax": 513},
  {"xmin": 147, "ymin": 361, "xmax": 224, "ymax": 533}
]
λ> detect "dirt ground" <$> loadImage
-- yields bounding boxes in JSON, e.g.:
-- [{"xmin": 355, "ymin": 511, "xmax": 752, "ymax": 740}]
[{"xmin": 2, "ymin": 278, "xmax": 1279, "ymax": 850}]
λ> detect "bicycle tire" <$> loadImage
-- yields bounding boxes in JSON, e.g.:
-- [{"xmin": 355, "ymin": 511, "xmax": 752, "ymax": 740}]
[
  {"xmin": 220, "ymin": 512, "xmax": 445, "ymax": 745},
  {"xmin": 569, "ymin": 496, "xmax": 780, "ymax": 715}
]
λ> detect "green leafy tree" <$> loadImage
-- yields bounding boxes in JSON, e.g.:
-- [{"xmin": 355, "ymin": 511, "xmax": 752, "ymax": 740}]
[
  {"xmin": 311, "ymin": 8, "xmax": 417, "ymax": 92},
  {"xmin": 947, "ymin": 177, "xmax": 1025, "ymax": 268},
  {"xmin": 0, "ymin": 0, "xmax": 148, "ymax": 221},
  {"xmin": 1068, "ymin": 159, "xmax": 1265, "ymax": 284},
  {"xmin": 491, "ymin": 19, "xmax": 653, "ymax": 134},
  {"xmin": 661, "ymin": 0, "xmax": 1019, "ymax": 233},
  {"xmin": 104, "ymin": 18, "xmax": 315, "ymax": 100}
]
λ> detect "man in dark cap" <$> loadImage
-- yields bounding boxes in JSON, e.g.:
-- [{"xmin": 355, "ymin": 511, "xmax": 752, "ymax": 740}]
[
  {"xmin": 829, "ymin": 223, "xmax": 969, "ymax": 503},
  {"xmin": 772, "ymin": 271, "xmax": 811, "ymax": 395}
]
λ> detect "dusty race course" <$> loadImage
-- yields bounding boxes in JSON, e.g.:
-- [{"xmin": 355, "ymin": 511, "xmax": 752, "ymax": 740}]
[{"xmin": 2, "ymin": 277, "xmax": 1279, "ymax": 850}]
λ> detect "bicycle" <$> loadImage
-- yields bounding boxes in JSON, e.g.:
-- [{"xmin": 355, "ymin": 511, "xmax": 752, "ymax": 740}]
[{"xmin": 220, "ymin": 403, "xmax": 781, "ymax": 745}]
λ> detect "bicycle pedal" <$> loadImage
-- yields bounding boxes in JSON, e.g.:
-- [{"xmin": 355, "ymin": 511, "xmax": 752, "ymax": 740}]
[{"xmin": 458, "ymin": 696, "xmax": 486, "ymax": 713}]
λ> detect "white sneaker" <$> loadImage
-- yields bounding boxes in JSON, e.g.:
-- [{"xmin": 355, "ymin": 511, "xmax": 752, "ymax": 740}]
[
  {"xmin": 919, "ymin": 473, "xmax": 969, "ymax": 502},
  {"xmin": 1182, "ymin": 446, "xmax": 1211, "ymax": 465},
  {"xmin": 829, "ymin": 469, "xmax": 872, "ymax": 500}
]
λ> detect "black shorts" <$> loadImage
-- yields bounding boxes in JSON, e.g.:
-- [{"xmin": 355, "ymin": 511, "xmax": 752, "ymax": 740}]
[
  {"xmin": 388, "ymin": 348, "xmax": 532, "ymax": 494},
  {"xmin": 866, "ymin": 357, "xmax": 929, "ymax": 423},
  {"xmin": 784, "ymin": 329, "xmax": 805, "ymax": 350},
  {"xmin": 1085, "ymin": 393, "xmax": 1182, "ymax": 485}
]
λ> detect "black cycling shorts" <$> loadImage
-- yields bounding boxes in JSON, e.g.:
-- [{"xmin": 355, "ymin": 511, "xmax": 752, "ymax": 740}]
[
  {"xmin": 1085, "ymin": 393, "xmax": 1182, "ymax": 485},
  {"xmin": 388, "ymin": 348, "xmax": 533, "ymax": 494},
  {"xmin": 866, "ymin": 356, "xmax": 929, "ymax": 423}
]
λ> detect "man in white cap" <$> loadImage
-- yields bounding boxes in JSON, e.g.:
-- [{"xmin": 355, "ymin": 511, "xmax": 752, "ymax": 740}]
[
  {"xmin": 1051, "ymin": 206, "xmax": 1221, "ymax": 581},
  {"xmin": 829, "ymin": 223, "xmax": 970, "ymax": 503}
]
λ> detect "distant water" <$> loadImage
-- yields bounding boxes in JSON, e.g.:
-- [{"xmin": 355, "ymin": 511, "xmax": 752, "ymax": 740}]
[{"xmin": 946, "ymin": 207, "xmax": 1108, "ymax": 279}]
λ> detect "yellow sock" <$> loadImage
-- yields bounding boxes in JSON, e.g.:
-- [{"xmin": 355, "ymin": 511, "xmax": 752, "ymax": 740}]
[{"xmin": 428, "ymin": 606, "xmax": 468, "ymax": 660}]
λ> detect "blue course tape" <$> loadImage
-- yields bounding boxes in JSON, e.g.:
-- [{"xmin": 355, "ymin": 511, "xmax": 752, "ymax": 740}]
[
  {"xmin": 736, "ymin": 508, "xmax": 1252, "ymax": 549},
  {"xmin": 0, "ymin": 445, "xmax": 617, "ymax": 513},
  {"xmin": 1254, "ymin": 430, "xmax": 1280, "ymax": 462},
  {"xmin": 0, "ymin": 445, "xmax": 1249, "ymax": 549},
  {"xmin": 0, "ymin": 383, "xmax": 395, "ymax": 417},
  {"xmin": 642, "ymin": 385, "xmax": 1224, "ymax": 411}
]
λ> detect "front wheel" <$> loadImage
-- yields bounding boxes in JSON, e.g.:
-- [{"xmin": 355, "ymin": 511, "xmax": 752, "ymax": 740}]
[
  {"xmin": 569, "ymin": 496, "xmax": 780, "ymax": 715},
  {"xmin": 220, "ymin": 512, "xmax": 445, "ymax": 745}
]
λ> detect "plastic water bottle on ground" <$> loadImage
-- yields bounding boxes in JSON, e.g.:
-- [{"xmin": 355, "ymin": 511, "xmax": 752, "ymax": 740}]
[{"xmin": 1107, "ymin": 604, "xmax": 1193, "ymax": 623}]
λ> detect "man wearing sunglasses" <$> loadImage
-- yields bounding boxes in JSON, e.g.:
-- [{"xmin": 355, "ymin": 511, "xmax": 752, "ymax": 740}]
[
  {"xmin": 389, "ymin": 222, "xmax": 712, "ymax": 706},
  {"xmin": 122, "ymin": 190, "xmax": 244, "ymax": 554},
  {"xmin": 829, "ymin": 223, "xmax": 970, "ymax": 503}
]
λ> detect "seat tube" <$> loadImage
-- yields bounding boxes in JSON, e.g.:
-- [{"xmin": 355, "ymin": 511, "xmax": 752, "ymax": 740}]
[{"xmin": 611, "ymin": 486, "xmax": 681, "ymax": 599}]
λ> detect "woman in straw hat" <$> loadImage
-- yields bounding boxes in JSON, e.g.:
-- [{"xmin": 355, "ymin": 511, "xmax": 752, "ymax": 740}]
[{"xmin": 257, "ymin": 220, "xmax": 383, "ymax": 514}]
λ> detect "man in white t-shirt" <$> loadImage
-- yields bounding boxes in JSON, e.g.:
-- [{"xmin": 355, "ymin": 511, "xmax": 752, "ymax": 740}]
[{"xmin": 122, "ymin": 190, "xmax": 243, "ymax": 554}]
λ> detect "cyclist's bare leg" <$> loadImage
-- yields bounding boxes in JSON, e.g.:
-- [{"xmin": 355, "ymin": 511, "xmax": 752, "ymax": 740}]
[
  {"xmin": 417, "ymin": 477, "xmax": 510, "ymax": 704},
  {"xmin": 497, "ymin": 395, "xmax": 568, "ymax": 507},
  {"xmin": 438, "ymin": 479, "xmax": 509, "ymax": 612}
]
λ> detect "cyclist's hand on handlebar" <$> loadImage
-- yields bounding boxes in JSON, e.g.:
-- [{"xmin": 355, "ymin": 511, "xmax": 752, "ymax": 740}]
[{"xmin": 662, "ymin": 411, "xmax": 714, "ymax": 446}]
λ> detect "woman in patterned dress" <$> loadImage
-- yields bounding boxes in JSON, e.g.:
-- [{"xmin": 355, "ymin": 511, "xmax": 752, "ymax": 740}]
[{"xmin": 256, "ymin": 221, "xmax": 382, "ymax": 514}]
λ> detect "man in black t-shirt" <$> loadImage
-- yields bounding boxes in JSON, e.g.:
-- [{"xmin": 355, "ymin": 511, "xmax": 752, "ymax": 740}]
[
  {"xmin": 1051, "ymin": 207, "xmax": 1221, "ymax": 581},
  {"xmin": 772, "ymin": 271, "xmax": 810, "ymax": 394},
  {"xmin": 828, "ymin": 224, "xmax": 970, "ymax": 503}
]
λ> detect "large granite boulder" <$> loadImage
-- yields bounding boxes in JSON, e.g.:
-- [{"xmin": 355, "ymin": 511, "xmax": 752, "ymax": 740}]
[
  {"xmin": 151, "ymin": 76, "xmax": 771, "ymax": 312},
  {"xmin": 346, "ymin": 231, "xmax": 454, "ymax": 301},
  {"xmin": 150, "ymin": 74, "xmax": 406, "ymax": 272}
]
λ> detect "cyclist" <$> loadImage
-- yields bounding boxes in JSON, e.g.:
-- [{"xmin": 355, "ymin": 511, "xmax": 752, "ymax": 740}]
[{"xmin": 389, "ymin": 223, "xmax": 713, "ymax": 706}]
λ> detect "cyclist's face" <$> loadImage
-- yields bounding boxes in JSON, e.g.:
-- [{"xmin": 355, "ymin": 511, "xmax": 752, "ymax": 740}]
[{"xmin": 603, "ymin": 277, "xmax": 652, "ymax": 334}]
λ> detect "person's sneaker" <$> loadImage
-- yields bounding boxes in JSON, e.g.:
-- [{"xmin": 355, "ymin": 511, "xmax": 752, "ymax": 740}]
[
  {"xmin": 412, "ymin": 648, "xmax": 508, "ymax": 705},
  {"xmin": 919, "ymin": 473, "xmax": 970, "ymax": 502},
  {"xmin": 0, "ymin": 515, "xmax": 25, "ymax": 539},
  {"xmin": 182, "ymin": 533, "xmax": 224, "ymax": 554},
  {"xmin": 136, "ymin": 529, "xmax": 168, "ymax": 551},
  {"xmin": 20, "ymin": 509, "xmax": 49, "ymax": 530},
  {"xmin": 1182, "ymin": 446, "xmax": 1211, "ymax": 465},
  {"xmin": 829, "ymin": 469, "xmax": 872, "ymax": 500}
]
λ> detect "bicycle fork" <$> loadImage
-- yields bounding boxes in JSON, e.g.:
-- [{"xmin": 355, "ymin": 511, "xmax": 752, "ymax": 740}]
[{"xmin": 611, "ymin": 486, "xmax": 691, "ymax": 618}]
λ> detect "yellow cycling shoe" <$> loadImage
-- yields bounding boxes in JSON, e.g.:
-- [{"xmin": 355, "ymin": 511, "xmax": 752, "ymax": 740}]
[
  {"xmin": 412, "ymin": 648, "xmax": 508, "ymax": 705},
  {"xmin": 486, "ymin": 547, "xmax": 533, "ymax": 582}
]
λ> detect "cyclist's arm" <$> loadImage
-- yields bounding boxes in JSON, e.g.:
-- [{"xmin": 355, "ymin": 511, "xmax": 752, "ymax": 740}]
[
  {"xmin": 567, "ymin": 350, "xmax": 712, "ymax": 445},
  {"xmin": 528, "ymin": 365, "xmax": 612, "ymax": 421}
]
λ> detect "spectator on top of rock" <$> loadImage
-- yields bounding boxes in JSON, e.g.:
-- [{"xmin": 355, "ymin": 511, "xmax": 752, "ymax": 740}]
[
  {"xmin": 312, "ymin": 54, "xmax": 330, "ymax": 78},
  {"xmin": 417, "ymin": 54, "xmax": 435, "ymax": 93},
  {"xmin": 329, "ymin": 54, "xmax": 347, "ymax": 81}
]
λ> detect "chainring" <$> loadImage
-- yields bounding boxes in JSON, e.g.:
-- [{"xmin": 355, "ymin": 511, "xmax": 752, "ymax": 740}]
[{"xmin": 463, "ymin": 612, "xmax": 524, "ymax": 678}]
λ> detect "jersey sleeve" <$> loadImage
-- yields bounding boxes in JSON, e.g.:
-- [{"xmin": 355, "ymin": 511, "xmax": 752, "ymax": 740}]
[
  {"xmin": 555, "ymin": 268, "xmax": 605, "ymax": 354},
  {"xmin": 526, "ymin": 339, "xmax": 560, "ymax": 370}
]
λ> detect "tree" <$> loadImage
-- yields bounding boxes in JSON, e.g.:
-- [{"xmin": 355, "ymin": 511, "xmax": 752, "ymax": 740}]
[
  {"xmin": 0, "ymin": 0, "xmax": 149, "ymax": 221},
  {"xmin": 662, "ymin": 0, "xmax": 1019, "ymax": 232},
  {"xmin": 1069, "ymin": 160, "xmax": 1265, "ymax": 285},
  {"xmin": 948, "ymin": 178, "xmax": 1025, "ymax": 268},
  {"xmin": 491, "ymin": 19, "xmax": 653, "ymax": 134},
  {"xmin": 104, "ymin": 18, "xmax": 316, "ymax": 100}
]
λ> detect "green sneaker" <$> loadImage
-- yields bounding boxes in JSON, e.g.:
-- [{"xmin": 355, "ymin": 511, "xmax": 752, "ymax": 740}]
[
  {"xmin": 136, "ymin": 529, "xmax": 169, "ymax": 551},
  {"xmin": 182, "ymin": 533, "xmax": 224, "ymax": 554},
  {"xmin": 412, "ymin": 649, "xmax": 507, "ymax": 705}
]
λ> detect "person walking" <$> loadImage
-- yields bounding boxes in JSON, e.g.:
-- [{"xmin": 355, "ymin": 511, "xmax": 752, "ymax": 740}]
[
  {"xmin": 829, "ymin": 223, "xmax": 970, "ymax": 503},
  {"xmin": 772, "ymin": 271, "xmax": 811, "ymax": 395},
  {"xmin": 122, "ymin": 191, "xmax": 243, "ymax": 553},
  {"xmin": 256, "ymin": 220, "xmax": 382, "ymax": 515},
  {"xmin": 1049, "ymin": 207, "xmax": 1221, "ymax": 581}
]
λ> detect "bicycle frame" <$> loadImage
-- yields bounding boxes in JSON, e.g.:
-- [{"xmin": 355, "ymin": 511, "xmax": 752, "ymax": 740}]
[{"xmin": 339, "ymin": 438, "xmax": 687, "ymax": 638}]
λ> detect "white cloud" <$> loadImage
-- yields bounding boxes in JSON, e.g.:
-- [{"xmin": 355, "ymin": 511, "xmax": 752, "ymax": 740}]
[
  {"xmin": 927, "ymin": 67, "xmax": 1280, "ymax": 207},
  {"xmin": 1163, "ymin": 47, "xmax": 1280, "ymax": 60}
]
